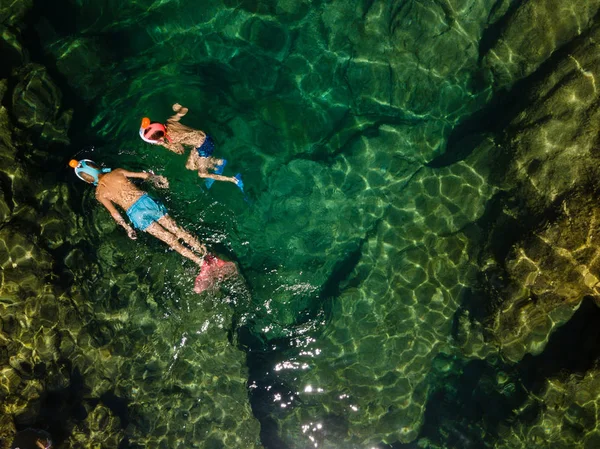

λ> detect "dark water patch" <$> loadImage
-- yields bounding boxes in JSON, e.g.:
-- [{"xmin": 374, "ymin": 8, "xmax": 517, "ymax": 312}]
[
  {"xmin": 0, "ymin": 26, "xmax": 24, "ymax": 79},
  {"xmin": 437, "ymin": 298, "xmax": 600, "ymax": 449},
  {"xmin": 101, "ymin": 391, "xmax": 131, "ymax": 429},
  {"xmin": 411, "ymin": 356, "xmax": 529, "ymax": 449},
  {"xmin": 319, "ymin": 237, "xmax": 365, "ymax": 300},
  {"xmin": 478, "ymin": 0, "xmax": 522, "ymax": 63},
  {"xmin": 518, "ymin": 297, "xmax": 600, "ymax": 388},
  {"xmin": 24, "ymin": 364, "xmax": 88, "ymax": 447},
  {"xmin": 243, "ymin": 346, "xmax": 295, "ymax": 449},
  {"xmin": 0, "ymin": 171, "xmax": 15, "ymax": 214},
  {"xmin": 15, "ymin": 1, "xmax": 97, "ymax": 148}
]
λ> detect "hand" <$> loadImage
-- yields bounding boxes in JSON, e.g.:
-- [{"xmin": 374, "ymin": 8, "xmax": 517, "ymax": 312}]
[
  {"xmin": 127, "ymin": 227, "xmax": 137, "ymax": 240},
  {"xmin": 172, "ymin": 103, "xmax": 188, "ymax": 115},
  {"xmin": 151, "ymin": 175, "xmax": 169, "ymax": 189}
]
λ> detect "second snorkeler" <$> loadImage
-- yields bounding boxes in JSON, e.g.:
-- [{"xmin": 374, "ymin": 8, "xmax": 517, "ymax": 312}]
[{"xmin": 139, "ymin": 103, "xmax": 243, "ymax": 191}]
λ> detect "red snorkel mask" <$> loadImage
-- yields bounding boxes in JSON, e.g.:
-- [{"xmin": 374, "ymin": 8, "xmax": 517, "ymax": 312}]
[{"xmin": 139, "ymin": 117, "xmax": 173, "ymax": 144}]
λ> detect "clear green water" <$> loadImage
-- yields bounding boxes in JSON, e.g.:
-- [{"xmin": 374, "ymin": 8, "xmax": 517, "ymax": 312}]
[{"xmin": 5, "ymin": 0, "xmax": 600, "ymax": 448}]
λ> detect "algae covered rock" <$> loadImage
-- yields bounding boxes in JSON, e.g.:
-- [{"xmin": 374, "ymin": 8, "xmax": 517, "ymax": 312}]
[
  {"xmin": 0, "ymin": 414, "xmax": 15, "ymax": 449},
  {"xmin": 9, "ymin": 0, "xmax": 600, "ymax": 447},
  {"xmin": 462, "ymin": 193, "xmax": 600, "ymax": 362},
  {"xmin": 262, "ymin": 141, "xmax": 498, "ymax": 447},
  {"xmin": 0, "ymin": 0, "xmax": 33, "ymax": 27},
  {"xmin": 459, "ymin": 21, "xmax": 600, "ymax": 363},
  {"xmin": 65, "ymin": 404, "xmax": 124, "ymax": 449},
  {"xmin": 483, "ymin": 0, "xmax": 600, "ymax": 89},
  {"xmin": 492, "ymin": 370, "xmax": 600, "ymax": 449},
  {"xmin": 11, "ymin": 63, "xmax": 71, "ymax": 145},
  {"xmin": 502, "ymin": 22, "xmax": 600, "ymax": 214},
  {"xmin": 0, "ymin": 27, "xmax": 28, "ymax": 76},
  {"xmin": 0, "ymin": 184, "xmax": 11, "ymax": 224}
]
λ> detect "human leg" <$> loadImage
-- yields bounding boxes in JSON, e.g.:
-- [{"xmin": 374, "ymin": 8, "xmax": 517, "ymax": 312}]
[
  {"xmin": 145, "ymin": 222, "xmax": 204, "ymax": 265},
  {"xmin": 157, "ymin": 215, "xmax": 206, "ymax": 255}
]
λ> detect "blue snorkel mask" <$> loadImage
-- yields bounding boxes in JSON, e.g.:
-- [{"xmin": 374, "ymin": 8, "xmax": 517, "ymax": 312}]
[{"xmin": 69, "ymin": 159, "xmax": 111, "ymax": 185}]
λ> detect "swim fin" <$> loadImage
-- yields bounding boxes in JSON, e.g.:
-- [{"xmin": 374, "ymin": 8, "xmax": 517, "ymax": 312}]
[
  {"xmin": 194, "ymin": 254, "xmax": 238, "ymax": 293},
  {"xmin": 234, "ymin": 173, "xmax": 244, "ymax": 193},
  {"xmin": 205, "ymin": 159, "xmax": 228, "ymax": 189}
]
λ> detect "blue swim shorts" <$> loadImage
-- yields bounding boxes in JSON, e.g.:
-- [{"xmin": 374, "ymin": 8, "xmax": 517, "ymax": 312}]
[
  {"xmin": 197, "ymin": 135, "xmax": 215, "ymax": 158},
  {"xmin": 126, "ymin": 194, "xmax": 168, "ymax": 231}
]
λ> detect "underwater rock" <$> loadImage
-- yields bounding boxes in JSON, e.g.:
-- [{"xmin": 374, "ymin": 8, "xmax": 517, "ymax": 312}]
[
  {"xmin": 0, "ymin": 0, "xmax": 32, "ymax": 27},
  {"xmin": 463, "ymin": 193, "xmax": 600, "ymax": 362},
  {"xmin": 11, "ymin": 63, "xmax": 71, "ymax": 145},
  {"xmin": 0, "ymin": 26, "xmax": 27, "ymax": 77},
  {"xmin": 501, "ymin": 21, "xmax": 600, "ymax": 214},
  {"xmin": 115, "ymin": 283, "xmax": 263, "ymax": 449},
  {"xmin": 65, "ymin": 404, "xmax": 124, "ymax": 449},
  {"xmin": 483, "ymin": 0, "xmax": 600, "ymax": 89},
  {"xmin": 0, "ymin": 414, "xmax": 15, "ymax": 449},
  {"xmin": 459, "ymin": 22, "xmax": 600, "ymax": 363},
  {"xmin": 493, "ymin": 371, "xmax": 600, "ymax": 449},
  {"xmin": 0, "ymin": 227, "xmax": 53, "ymax": 293},
  {"xmin": 40, "ymin": 32, "xmax": 114, "ymax": 102},
  {"xmin": 236, "ymin": 128, "xmax": 421, "ymax": 339},
  {"xmin": 0, "ymin": 184, "xmax": 10, "ymax": 224},
  {"xmin": 268, "ymin": 141, "xmax": 498, "ymax": 447},
  {"xmin": 37, "ymin": 184, "xmax": 85, "ymax": 248},
  {"xmin": 39, "ymin": 211, "xmax": 70, "ymax": 249},
  {"xmin": 0, "ymin": 98, "xmax": 19, "ymax": 181}
]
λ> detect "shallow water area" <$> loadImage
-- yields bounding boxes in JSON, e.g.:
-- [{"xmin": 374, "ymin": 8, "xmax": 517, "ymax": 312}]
[{"xmin": 4, "ymin": 0, "xmax": 600, "ymax": 448}]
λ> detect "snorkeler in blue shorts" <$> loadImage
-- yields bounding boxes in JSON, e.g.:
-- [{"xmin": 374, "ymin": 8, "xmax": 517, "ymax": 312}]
[
  {"xmin": 68, "ymin": 159, "xmax": 207, "ymax": 265},
  {"xmin": 139, "ymin": 104, "xmax": 243, "ymax": 190}
]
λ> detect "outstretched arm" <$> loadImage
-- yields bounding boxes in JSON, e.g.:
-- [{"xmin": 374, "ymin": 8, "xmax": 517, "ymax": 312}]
[
  {"xmin": 170, "ymin": 103, "xmax": 189, "ymax": 121},
  {"xmin": 97, "ymin": 196, "xmax": 137, "ymax": 240},
  {"xmin": 119, "ymin": 170, "xmax": 151, "ymax": 180},
  {"xmin": 198, "ymin": 172, "xmax": 239, "ymax": 184},
  {"xmin": 120, "ymin": 170, "xmax": 169, "ymax": 188}
]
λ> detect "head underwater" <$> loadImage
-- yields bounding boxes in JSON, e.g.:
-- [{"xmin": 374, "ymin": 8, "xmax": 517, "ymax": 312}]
[
  {"xmin": 69, "ymin": 159, "xmax": 111, "ymax": 185},
  {"xmin": 139, "ymin": 117, "xmax": 173, "ymax": 144}
]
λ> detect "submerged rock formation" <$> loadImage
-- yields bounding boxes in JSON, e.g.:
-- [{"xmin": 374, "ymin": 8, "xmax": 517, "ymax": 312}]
[
  {"xmin": 460, "ymin": 20, "xmax": 600, "ymax": 363},
  {"xmin": 5, "ymin": 0, "xmax": 600, "ymax": 448},
  {"xmin": 0, "ymin": 2, "xmax": 262, "ymax": 448}
]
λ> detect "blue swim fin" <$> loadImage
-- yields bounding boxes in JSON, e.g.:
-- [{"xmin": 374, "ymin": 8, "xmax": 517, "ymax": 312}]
[
  {"xmin": 205, "ymin": 159, "xmax": 228, "ymax": 189},
  {"xmin": 234, "ymin": 173, "xmax": 244, "ymax": 193}
]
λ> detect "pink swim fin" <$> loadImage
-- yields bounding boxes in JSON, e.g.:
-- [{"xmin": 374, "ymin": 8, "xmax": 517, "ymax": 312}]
[{"xmin": 194, "ymin": 255, "xmax": 238, "ymax": 293}]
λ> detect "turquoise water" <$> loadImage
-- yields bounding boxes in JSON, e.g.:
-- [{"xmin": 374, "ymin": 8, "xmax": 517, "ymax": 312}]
[{"xmin": 4, "ymin": 0, "xmax": 600, "ymax": 448}]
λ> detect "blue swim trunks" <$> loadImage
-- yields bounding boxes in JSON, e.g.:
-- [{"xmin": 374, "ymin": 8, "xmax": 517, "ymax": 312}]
[
  {"xmin": 126, "ymin": 194, "xmax": 167, "ymax": 231},
  {"xmin": 197, "ymin": 135, "xmax": 215, "ymax": 158}
]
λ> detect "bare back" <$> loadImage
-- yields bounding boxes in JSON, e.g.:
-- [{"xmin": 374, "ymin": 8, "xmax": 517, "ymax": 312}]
[
  {"xmin": 166, "ymin": 120, "xmax": 207, "ymax": 148},
  {"xmin": 95, "ymin": 169, "xmax": 145, "ymax": 211},
  {"xmin": 158, "ymin": 106, "xmax": 207, "ymax": 154}
]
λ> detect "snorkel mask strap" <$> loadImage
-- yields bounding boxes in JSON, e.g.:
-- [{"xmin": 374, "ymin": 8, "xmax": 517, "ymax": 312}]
[
  {"xmin": 140, "ymin": 118, "xmax": 171, "ymax": 144},
  {"xmin": 139, "ymin": 127, "xmax": 159, "ymax": 144}
]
